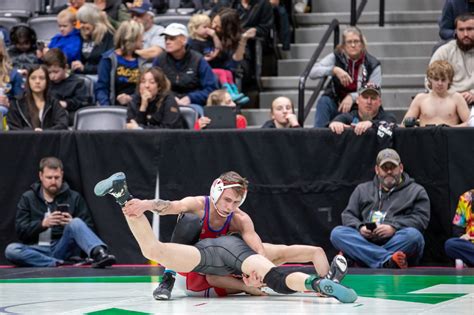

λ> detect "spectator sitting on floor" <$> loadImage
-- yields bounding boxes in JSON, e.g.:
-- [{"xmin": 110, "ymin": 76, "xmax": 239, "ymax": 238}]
[
  {"xmin": 310, "ymin": 27, "xmax": 382, "ymax": 128},
  {"xmin": 152, "ymin": 23, "xmax": 219, "ymax": 117},
  {"xmin": 71, "ymin": 3, "xmax": 115, "ymax": 76},
  {"xmin": 330, "ymin": 148, "xmax": 430, "ymax": 269},
  {"xmin": 4, "ymin": 157, "xmax": 116, "ymax": 268},
  {"xmin": 95, "ymin": 20, "xmax": 145, "ymax": 106},
  {"xmin": 430, "ymin": 13, "xmax": 474, "ymax": 105},
  {"xmin": 444, "ymin": 189, "xmax": 474, "ymax": 267},
  {"xmin": 47, "ymin": 9, "xmax": 82, "ymax": 65},
  {"xmin": 261, "ymin": 96, "xmax": 300, "ymax": 128},
  {"xmin": 328, "ymin": 82, "xmax": 396, "ymax": 135},
  {"xmin": 43, "ymin": 48, "xmax": 91, "ymax": 126},
  {"xmin": 403, "ymin": 60, "xmax": 470, "ymax": 127},
  {"xmin": 126, "ymin": 67, "xmax": 185, "ymax": 129},
  {"xmin": 7, "ymin": 65, "xmax": 68, "ymax": 131},
  {"xmin": 195, "ymin": 89, "xmax": 247, "ymax": 129}
]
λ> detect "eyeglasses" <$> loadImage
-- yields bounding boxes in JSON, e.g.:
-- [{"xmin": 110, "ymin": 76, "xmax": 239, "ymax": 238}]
[{"xmin": 345, "ymin": 40, "xmax": 361, "ymax": 46}]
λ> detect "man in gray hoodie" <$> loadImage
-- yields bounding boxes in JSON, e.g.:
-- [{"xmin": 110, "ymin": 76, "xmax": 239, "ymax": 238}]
[{"xmin": 330, "ymin": 148, "xmax": 430, "ymax": 269}]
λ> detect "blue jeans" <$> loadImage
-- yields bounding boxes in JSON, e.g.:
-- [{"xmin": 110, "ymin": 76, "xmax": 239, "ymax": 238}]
[
  {"xmin": 314, "ymin": 95, "xmax": 339, "ymax": 128},
  {"xmin": 445, "ymin": 237, "xmax": 474, "ymax": 266},
  {"xmin": 330, "ymin": 225, "xmax": 425, "ymax": 268},
  {"xmin": 4, "ymin": 218, "xmax": 106, "ymax": 267}
]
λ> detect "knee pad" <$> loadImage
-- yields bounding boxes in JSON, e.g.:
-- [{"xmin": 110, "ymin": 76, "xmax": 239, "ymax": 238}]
[
  {"xmin": 170, "ymin": 213, "xmax": 202, "ymax": 245},
  {"xmin": 263, "ymin": 267, "xmax": 297, "ymax": 294}
]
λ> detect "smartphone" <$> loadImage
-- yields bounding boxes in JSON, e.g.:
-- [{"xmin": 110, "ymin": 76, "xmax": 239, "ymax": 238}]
[
  {"xmin": 365, "ymin": 222, "xmax": 377, "ymax": 231},
  {"xmin": 36, "ymin": 41, "xmax": 45, "ymax": 50},
  {"xmin": 56, "ymin": 203, "xmax": 70, "ymax": 213}
]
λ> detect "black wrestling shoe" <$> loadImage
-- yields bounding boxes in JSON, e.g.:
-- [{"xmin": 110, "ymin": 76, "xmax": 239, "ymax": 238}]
[
  {"xmin": 153, "ymin": 271, "xmax": 176, "ymax": 300},
  {"xmin": 326, "ymin": 255, "xmax": 348, "ymax": 283},
  {"xmin": 94, "ymin": 172, "xmax": 131, "ymax": 206}
]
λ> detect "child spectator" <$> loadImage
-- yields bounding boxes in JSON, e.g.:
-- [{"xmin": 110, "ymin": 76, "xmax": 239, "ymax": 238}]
[
  {"xmin": 188, "ymin": 11, "xmax": 251, "ymax": 105},
  {"xmin": 195, "ymin": 89, "xmax": 247, "ymax": 129},
  {"xmin": 43, "ymin": 48, "xmax": 91, "ymax": 125},
  {"xmin": 7, "ymin": 65, "xmax": 68, "ymax": 131},
  {"xmin": 7, "ymin": 25, "xmax": 41, "ymax": 72},
  {"xmin": 261, "ymin": 96, "xmax": 301, "ymax": 128},
  {"xmin": 403, "ymin": 60, "xmax": 470, "ymax": 127},
  {"xmin": 48, "ymin": 9, "xmax": 82, "ymax": 64},
  {"xmin": 0, "ymin": 39, "xmax": 24, "ymax": 117},
  {"xmin": 126, "ymin": 67, "xmax": 184, "ymax": 129}
]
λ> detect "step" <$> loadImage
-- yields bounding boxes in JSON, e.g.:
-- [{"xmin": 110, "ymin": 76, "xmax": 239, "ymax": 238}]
[
  {"xmin": 296, "ymin": 10, "xmax": 441, "ymax": 26},
  {"xmin": 258, "ymin": 89, "xmax": 420, "ymax": 110},
  {"xmin": 278, "ymin": 57, "xmax": 430, "ymax": 76},
  {"xmin": 310, "ymin": 0, "xmax": 444, "ymax": 13},
  {"xmin": 295, "ymin": 24, "xmax": 439, "ymax": 44},
  {"xmin": 288, "ymin": 41, "xmax": 435, "ymax": 59},
  {"xmin": 262, "ymin": 74, "xmax": 425, "ymax": 90}
]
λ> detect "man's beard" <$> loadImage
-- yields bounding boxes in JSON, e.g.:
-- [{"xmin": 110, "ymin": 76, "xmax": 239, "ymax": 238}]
[
  {"xmin": 457, "ymin": 37, "xmax": 474, "ymax": 51},
  {"xmin": 378, "ymin": 174, "xmax": 401, "ymax": 190}
]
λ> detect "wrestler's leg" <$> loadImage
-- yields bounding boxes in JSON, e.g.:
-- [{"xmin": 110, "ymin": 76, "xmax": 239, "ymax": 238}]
[
  {"xmin": 124, "ymin": 215, "xmax": 200, "ymax": 272},
  {"xmin": 205, "ymin": 274, "xmax": 266, "ymax": 296},
  {"xmin": 263, "ymin": 243, "xmax": 330, "ymax": 277}
]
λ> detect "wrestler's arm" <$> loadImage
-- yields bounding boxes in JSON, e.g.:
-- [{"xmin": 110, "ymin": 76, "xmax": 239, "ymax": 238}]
[
  {"xmin": 205, "ymin": 274, "xmax": 266, "ymax": 296},
  {"xmin": 123, "ymin": 196, "xmax": 203, "ymax": 217},
  {"xmin": 233, "ymin": 211, "xmax": 266, "ymax": 256}
]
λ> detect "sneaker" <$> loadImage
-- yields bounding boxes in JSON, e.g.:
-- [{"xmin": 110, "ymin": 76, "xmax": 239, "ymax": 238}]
[
  {"xmin": 91, "ymin": 247, "xmax": 116, "ymax": 268},
  {"xmin": 94, "ymin": 172, "xmax": 131, "ymax": 206},
  {"xmin": 312, "ymin": 278, "xmax": 357, "ymax": 303},
  {"xmin": 326, "ymin": 255, "xmax": 348, "ymax": 283},
  {"xmin": 383, "ymin": 251, "xmax": 408, "ymax": 269},
  {"xmin": 153, "ymin": 271, "xmax": 176, "ymax": 300}
]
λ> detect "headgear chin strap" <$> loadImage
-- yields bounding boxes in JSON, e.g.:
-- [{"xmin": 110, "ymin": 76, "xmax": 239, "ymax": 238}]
[{"xmin": 210, "ymin": 178, "xmax": 247, "ymax": 215}]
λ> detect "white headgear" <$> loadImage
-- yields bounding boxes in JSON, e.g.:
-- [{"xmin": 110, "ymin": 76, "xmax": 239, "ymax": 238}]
[{"xmin": 210, "ymin": 178, "xmax": 247, "ymax": 207}]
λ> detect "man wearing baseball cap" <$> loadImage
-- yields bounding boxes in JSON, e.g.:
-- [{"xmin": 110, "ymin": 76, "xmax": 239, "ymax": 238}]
[
  {"xmin": 152, "ymin": 23, "xmax": 218, "ymax": 116},
  {"xmin": 328, "ymin": 82, "xmax": 397, "ymax": 135},
  {"xmin": 129, "ymin": 0, "xmax": 165, "ymax": 51},
  {"xmin": 330, "ymin": 148, "xmax": 430, "ymax": 269}
]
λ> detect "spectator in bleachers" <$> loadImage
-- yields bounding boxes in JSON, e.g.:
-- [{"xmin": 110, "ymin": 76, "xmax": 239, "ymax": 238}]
[
  {"xmin": 208, "ymin": 8, "xmax": 256, "ymax": 105},
  {"xmin": 94, "ymin": 0, "xmax": 131, "ymax": 30},
  {"xmin": 129, "ymin": 0, "xmax": 165, "ymax": 51},
  {"xmin": 47, "ymin": 9, "xmax": 82, "ymax": 65},
  {"xmin": 126, "ymin": 67, "xmax": 185, "ymax": 129},
  {"xmin": 4, "ymin": 156, "xmax": 116, "ymax": 268},
  {"xmin": 7, "ymin": 65, "xmax": 68, "ymax": 131},
  {"xmin": 8, "ymin": 25, "xmax": 41, "ymax": 73},
  {"xmin": 261, "ymin": 96, "xmax": 300, "ymax": 128},
  {"xmin": 310, "ymin": 27, "xmax": 382, "ymax": 128},
  {"xmin": 43, "ymin": 48, "xmax": 91, "ymax": 126},
  {"xmin": 96, "ymin": 20, "xmax": 145, "ymax": 106},
  {"xmin": 330, "ymin": 148, "xmax": 430, "ymax": 269},
  {"xmin": 328, "ymin": 83, "xmax": 396, "ymax": 135},
  {"xmin": 153, "ymin": 23, "xmax": 219, "ymax": 116},
  {"xmin": 0, "ymin": 25, "xmax": 10, "ymax": 46},
  {"xmin": 195, "ymin": 89, "xmax": 247, "ymax": 129},
  {"xmin": 269, "ymin": 0, "xmax": 291, "ymax": 54},
  {"xmin": 71, "ymin": 3, "xmax": 115, "ymax": 75},
  {"xmin": 430, "ymin": 13, "xmax": 474, "ymax": 105},
  {"xmin": 403, "ymin": 60, "xmax": 470, "ymax": 127},
  {"xmin": 439, "ymin": 0, "xmax": 474, "ymax": 43},
  {"xmin": 444, "ymin": 189, "xmax": 474, "ymax": 267},
  {"xmin": 0, "ymin": 39, "xmax": 24, "ymax": 117}
]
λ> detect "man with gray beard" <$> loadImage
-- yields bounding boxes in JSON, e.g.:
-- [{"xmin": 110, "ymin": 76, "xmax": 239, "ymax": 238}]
[
  {"xmin": 329, "ymin": 149, "xmax": 430, "ymax": 269},
  {"xmin": 430, "ymin": 13, "xmax": 474, "ymax": 104}
]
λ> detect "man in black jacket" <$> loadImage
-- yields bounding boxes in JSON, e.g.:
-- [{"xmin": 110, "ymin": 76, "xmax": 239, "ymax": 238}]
[
  {"xmin": 330, "ymin": 149, "xmax": 430, "ymax": 269},
  {"xmin": 4, "ymin": 157, "xmax": 115, "ymax": 268}
]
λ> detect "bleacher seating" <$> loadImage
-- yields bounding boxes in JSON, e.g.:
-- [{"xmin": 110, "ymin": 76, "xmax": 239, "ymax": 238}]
[
  {"xmin": 28, "ymin": 15, "xmax": 58, "ymax": 43},
  {"xmin": 0, "ymin": 0, "xmax": 43, "ymax": 20},
  {"xmin": 153, "ymin": 15, "xmax": 191, "ymax": 27},
  {"xmin": 0, "ymin": 17, "xmax": 22, "ymax": 31},
  {"xmin": 74, "ymin": 106, "xmax": 127, "ymax": 130},
  {"xmin": 178, "ymin": 105, "xmax": 198, "ymax": 129}
]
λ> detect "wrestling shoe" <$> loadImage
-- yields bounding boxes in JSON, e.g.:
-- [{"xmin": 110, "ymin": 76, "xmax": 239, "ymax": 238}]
[
  {"xmin": 94, "ymin": 172, "xmax": 132, "ymax": 206},
  {"xmin": 153, "ymin": 271, "xmax": 176, "ymax": 300},
  {"xmin": 326, "ymin": 255, "xmax": 348, "ymax": 283},
  {"xmin": 312, "ymin": 278, "xmax": 357, "ymax": 303}
]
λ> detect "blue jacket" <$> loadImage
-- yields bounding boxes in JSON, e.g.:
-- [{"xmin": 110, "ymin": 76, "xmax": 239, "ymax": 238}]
[
  {"xmin": 48, "ymin": 29, "xmax": 82, "ymax": 64},
  {"xmin": 439, "ymin": 0, "xmax": 474, "ymax": 40}
]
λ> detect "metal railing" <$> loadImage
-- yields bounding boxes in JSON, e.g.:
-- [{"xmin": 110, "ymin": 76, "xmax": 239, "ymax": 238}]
[{"xmin": 297, "ymin": 0, "xmax": 386, "ymax": 126}]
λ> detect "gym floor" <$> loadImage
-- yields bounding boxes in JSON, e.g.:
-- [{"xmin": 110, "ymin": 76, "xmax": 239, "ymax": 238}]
[{"xmin": 0, "ymin": 266, "xmax": 473, "ymax": 314}]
